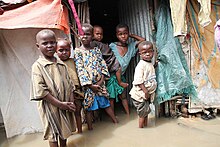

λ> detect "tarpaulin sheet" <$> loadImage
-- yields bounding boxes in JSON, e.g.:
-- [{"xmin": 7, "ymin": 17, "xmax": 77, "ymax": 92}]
[
  {"xmin": 187, "ymin": 0, "xmax": 220, "ymax": 111},
  {"xmin": 0, "ymin": 0, "xmax": 69, "ymax": 34}
]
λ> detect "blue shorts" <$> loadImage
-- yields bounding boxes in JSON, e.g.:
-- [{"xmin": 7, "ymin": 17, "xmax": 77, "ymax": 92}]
[{"xmin": 87, "ymin": 96, "xmax": 110, "ymax": 111}]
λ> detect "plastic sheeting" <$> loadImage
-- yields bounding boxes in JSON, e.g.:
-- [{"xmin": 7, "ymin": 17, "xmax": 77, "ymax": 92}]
[
  {"xmin": 187, "ymin": 0, "xmax": 220, "ymax": 111},
  {"xmin": 0, "ymin": 29, "xmax": 67, "ymax": 138},
  {"xmin": 0, "ymin": 0, "xmax": 69, "ymax": 34}
]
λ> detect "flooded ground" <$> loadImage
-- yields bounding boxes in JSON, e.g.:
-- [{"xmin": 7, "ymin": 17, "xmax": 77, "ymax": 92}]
[{"xmin": 1, "ymin": 108, "xmax": 220, "ymax": 147}]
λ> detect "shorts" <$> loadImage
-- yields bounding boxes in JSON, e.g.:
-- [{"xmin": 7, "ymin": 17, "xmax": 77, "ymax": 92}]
[
  {"xmin": 87, "ymin": 96, "xmax": 110, "ymax": 111},
  {"xmin": 132, "ymin": 99, "xmax": 151, "ymax": 118}
]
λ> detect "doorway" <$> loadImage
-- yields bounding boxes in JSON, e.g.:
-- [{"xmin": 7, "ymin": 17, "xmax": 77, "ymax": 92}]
[{"xmin": 88, "ymin": 0, "xmax": 119, "ymax": 44}]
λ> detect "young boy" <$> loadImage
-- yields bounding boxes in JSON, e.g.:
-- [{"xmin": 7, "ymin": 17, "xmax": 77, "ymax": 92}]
[
  {"xmin": 30, "ymin": 29, "xmax": 76, "ymax": 147},
  {"xmin": 92, "ymin": 25, "xmax": 129, "ymax": 89},
  {"xmin": 129, "ymin": 41, "xmax": 157, "ymax": 128},
  {"xmin": 74, "ymin": 23, "xmax": 118, "ymax": 130},
  {"xmin": 56, "ymin": 38, "xmax": 84, "ymax": 133}
]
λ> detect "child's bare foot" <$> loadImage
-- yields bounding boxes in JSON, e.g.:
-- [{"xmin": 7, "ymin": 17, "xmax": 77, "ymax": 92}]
[
  {"xmin": 118, "ymin": 82, "xmax": 129, "ymax": 88},
  {"xmin": 113, "ymin": 117, "xmax": 119, "ymax": 123}
]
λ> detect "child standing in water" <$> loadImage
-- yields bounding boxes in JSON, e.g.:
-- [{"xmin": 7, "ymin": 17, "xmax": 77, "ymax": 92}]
[
  {"xmin": 74, "ymin": 23, "xmax": 118, "ymax": 130},
  {"xmin": 56, "ymin": 38, "xmax": 84, "ymax": 133},
  {"xmin": 107, "ymin": 23, "xmax": 145, "ymax": 115},
  {"xmin": 30, "ymin": 29, "xmax": 76, "ymax": 147},
  {"xmin": 92, "ymin": 25, "xmax": 128, "ymax": 88},
  {"xmin": 129, "ymin": 41, "xmax": 157, "ymax": 128}
]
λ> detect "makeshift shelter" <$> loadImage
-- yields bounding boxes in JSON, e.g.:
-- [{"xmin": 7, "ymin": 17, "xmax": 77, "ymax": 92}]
[{"xmin": 0, "ymin": 0, "xmax": 219, "ymax": 139}]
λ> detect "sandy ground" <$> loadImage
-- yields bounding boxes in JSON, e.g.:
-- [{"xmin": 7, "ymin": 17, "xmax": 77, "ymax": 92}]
[{"xmin": 1, "ymin": 108, "xmax": 220, "ymax": 147}]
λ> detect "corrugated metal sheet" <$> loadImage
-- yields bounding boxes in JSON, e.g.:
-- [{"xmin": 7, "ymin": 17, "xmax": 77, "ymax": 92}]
[{"xmin": 118, "ymin": 0, "xmax": 153, "ymax": 104}]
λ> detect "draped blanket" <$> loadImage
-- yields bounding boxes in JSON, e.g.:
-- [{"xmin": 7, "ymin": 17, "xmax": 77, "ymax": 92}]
[{"xmin": 155, "ymin": 4, "xmax": 197, "ymax": 104}]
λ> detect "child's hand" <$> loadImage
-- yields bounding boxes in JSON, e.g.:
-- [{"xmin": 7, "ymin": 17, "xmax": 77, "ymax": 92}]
[
  {"xmin": 89, "ymin": 84, "xmax": 102, "ymax": 93},
  {"xmin": 96, "ymin": 75, "xmax": 104, "ymax": 86},
  {"xmin": 144, "ymin": 91, "xmax": 150, "ymax": 100},
  {"xmin": 129, "ymin": 33, "xmax": 134, "ymax": 38},
  {"xmin": 96, "ymin": 79, "xmax": 103, "ymax": 86},
  {"xmin": 59, "ymin": 102, "xmax": 76, "ymax": 112}
]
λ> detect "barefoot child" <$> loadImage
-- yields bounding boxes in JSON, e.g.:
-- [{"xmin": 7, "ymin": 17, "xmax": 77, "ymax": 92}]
[
  {"xmin": 30, "ymin": 29, "xmax": 76, "ymax": 147},
  {"xmin": 129, "ymin": 41, "xmax": 157, "ymax": 128},
  {"xmin": 56, "ymin": 38, "xmax": 84, "ymax": 133},
  {"xmin": 92, "ymin": 25, "xmax": 128, "ymax": 88},
  {"xmin": 107, "ymin": 23, "xmax": 145, "ymax": 115},
  {"xmin": 74, "ymin": 23, "xmax": 118, "ymax": 130}
]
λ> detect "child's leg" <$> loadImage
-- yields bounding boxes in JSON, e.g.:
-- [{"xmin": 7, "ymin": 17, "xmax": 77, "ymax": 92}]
[
  {"xmin": 116, "ymin": 68, "xmax": 128, "ymax": 88},
  {"xmin": 144, "ymin": 115, "xmax": 148, "ymax": 126},
  {"xmin": 85, "ymin": 110, "xmax": 93, "ymax": 130},
  {"xmin": 59, "ymin": 137, "xmax": 67, "ymax": 147},
  {"xmin": 119, "ymin": 92, "xmax": 130, "ymax": 115},
  {"xmin": 49, "ymin": 141, "xmax": 58, "ymax": 147},
  {"xmin": 110, "ymin": 99, "xmax": 115, "ymax": 114},
  {"xmin": 74, "ymin": 100, "xmax": 83, "ymax": 133},
  {"xmin": 139, "ymin": 117, "xmax": 145, "ymax": 128},
  {"xmin": 104, "ymin": 106, "xmax": 118, "ymax": 123}
]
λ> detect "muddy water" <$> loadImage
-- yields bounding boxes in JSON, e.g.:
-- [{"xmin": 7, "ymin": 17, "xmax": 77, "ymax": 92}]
[{"xmin": 1, "ymin": 108, "xmax": 220, "ymax": 147}]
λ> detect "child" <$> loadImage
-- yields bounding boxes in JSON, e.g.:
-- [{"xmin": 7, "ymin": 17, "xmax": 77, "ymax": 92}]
[
  {"xmin": 107, "ymin": 23, "xmax": 145, "ymax": 115},
  {"xmin": 30, "ymin": 29, "xmax": 76, "ymax": 147},
  {"xmin": 92, "ymin": 25, "xmax": 128, "ymax": 88},
  {"xmin": 56, "ymin": 38, "xmax": 84, "ymax": 133},
  {"xmin": 74, "ymin": 23, "xmax": 118, "ymax": 130},
  {"xmin": 129, "ymin": 41, "xmax": 157, "ymax": 128},
  {"xmin": 93, "ymin": 25, "xmax": 104, "ymax": 42}
]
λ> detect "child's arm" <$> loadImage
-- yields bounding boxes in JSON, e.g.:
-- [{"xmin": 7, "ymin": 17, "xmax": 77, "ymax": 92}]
[
  {"xmin": 138, "ymin": 83, "xmax": 150, "ymax": 100},
  {"xmin": 43, "ymin": 93, "xmax": 76, "ymax": 112},
  {"xmin": 129, "ymin": 33, "xmax": 145, "ymax": 42},
  {"xmin": 116, "ymin": 67, "xmax": 129, "ymax": 88},
  {"xmin": 87, "ymin": 84, "xmax": 101, "ymax": 93}
]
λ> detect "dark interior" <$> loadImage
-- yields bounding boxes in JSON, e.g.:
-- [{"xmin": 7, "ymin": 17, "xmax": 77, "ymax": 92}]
[{"xmin": 88, "ymin": 0, "xmax": 119, "ymax": 44}]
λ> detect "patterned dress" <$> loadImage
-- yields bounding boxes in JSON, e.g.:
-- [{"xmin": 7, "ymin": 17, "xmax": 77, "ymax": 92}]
[
  {"xmin": 30, "ymin": 56, "xmax": 75, "ymax": 141},
  {"xmin": 74, "ymin": 47, "xmax": 110, "ymax": 109}
]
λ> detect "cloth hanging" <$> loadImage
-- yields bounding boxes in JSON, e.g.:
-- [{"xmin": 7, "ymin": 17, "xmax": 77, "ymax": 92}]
[
  {"xmin": 155, "ymin": 3, "xmax": 197, "ymax": 104},
  {"xmin": 170, "ymin": 0, "xmax": 211, "ymax": 37}
]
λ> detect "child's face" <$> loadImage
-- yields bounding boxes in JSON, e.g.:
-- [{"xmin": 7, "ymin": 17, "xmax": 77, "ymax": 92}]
[
  {"xmin": 139, "ymin": 45, "xmax": 154, "ymax": 62},
  {"xmin": 116, "ymin": 27, "xmax": 129, "ymax": 44},
  {"xmin": 56, "ymin": 40, "xmax": 71, "ymax": 61},
  {"xmin": 93, "ymin": 27, "xmax": 103, "ymax": 42},
  {"xmin": 36, "ymin": 33, "xmax": 57, "ymax": 59},
  {"xmin": 80, "ymin": 27, "xmax": 93, "ymax": 47}
]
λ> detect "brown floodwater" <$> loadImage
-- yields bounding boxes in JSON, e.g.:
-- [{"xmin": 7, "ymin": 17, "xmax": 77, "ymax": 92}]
[{"xmin": 1, "ymin": 108, "xmax": 220, "ymax": 147}]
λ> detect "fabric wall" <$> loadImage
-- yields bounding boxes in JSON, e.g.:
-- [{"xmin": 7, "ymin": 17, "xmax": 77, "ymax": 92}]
[
  {"xmin": 0, "ymin": 0, "xmax": 69, "ymax": 34},
  {"xmin": 187, "ymin": 0, "xmax": 220, "ymax": 110},
  {"xmin": 0, "ymin": 28, "xmax": 67, "ymax": 138}
]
